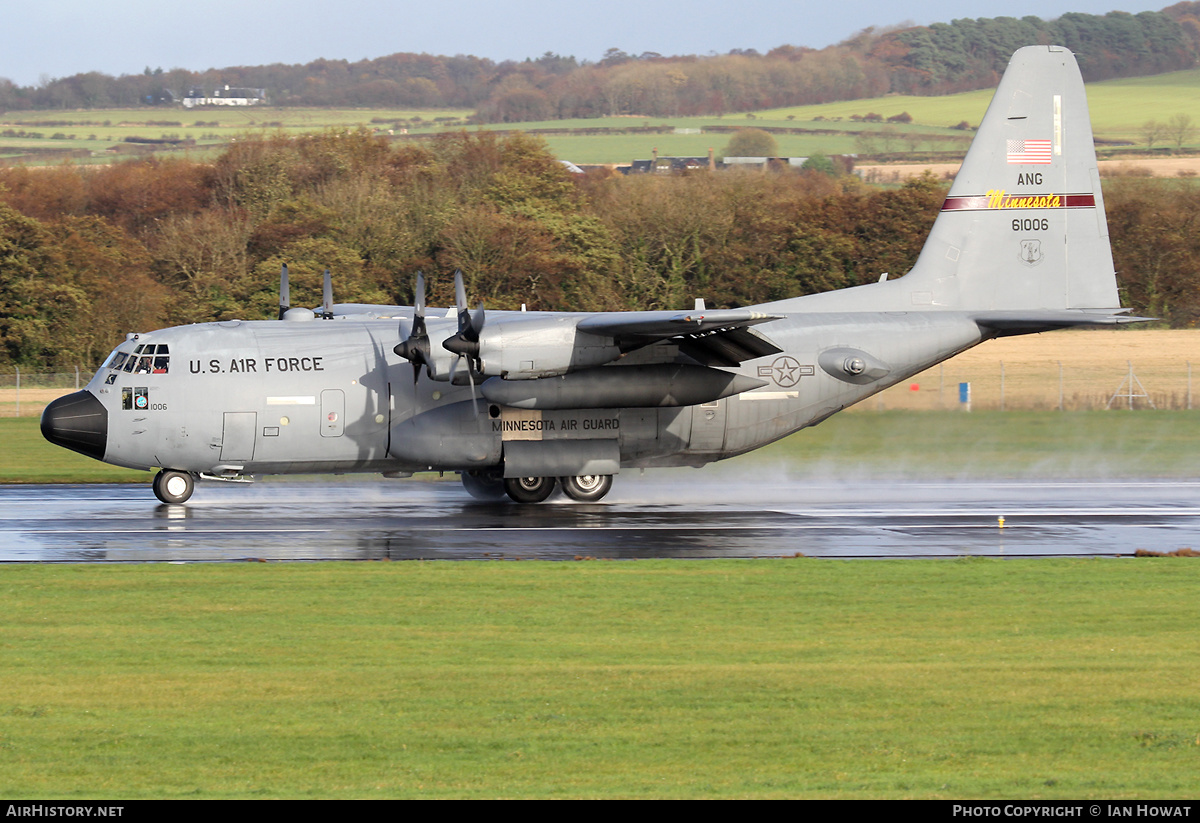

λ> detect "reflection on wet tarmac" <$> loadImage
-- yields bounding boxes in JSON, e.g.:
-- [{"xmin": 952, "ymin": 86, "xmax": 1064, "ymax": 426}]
[{"xmin": 2, "ymin": 475, "xmax": 1198, "ymax": 562}]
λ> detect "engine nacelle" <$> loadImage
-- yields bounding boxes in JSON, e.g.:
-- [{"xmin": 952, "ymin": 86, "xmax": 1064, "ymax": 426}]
[{"xmin": 474, "ymin": 317, "xmax": 620, "ymax": 379}]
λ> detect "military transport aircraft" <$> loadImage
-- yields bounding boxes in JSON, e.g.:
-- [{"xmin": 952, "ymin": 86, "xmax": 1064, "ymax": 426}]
[{"xmin": 42, "ymin": 46, "xmax": 1142, "ymax": 505}]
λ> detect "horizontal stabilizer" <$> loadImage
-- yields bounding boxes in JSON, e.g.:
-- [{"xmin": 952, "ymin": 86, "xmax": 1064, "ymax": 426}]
[{"xmin": 973, "ymin": 310, "xmax": 1153, "ymax": 335}]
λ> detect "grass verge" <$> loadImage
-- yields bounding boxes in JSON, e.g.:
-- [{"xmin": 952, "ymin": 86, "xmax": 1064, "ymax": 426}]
[
  {"xmin": 5, "ymin": 410, "xmax": 1198, "ymax": 484},
  {"xmin": 751, "ymin": 410, "xmax": 1200, "ymax": 480},
  {"xmin": 2, "ymin": 559, "xmax": 1198, "ymax": 798},
  {"xmin": 0, "ymin": 418, "xmax": 150, "ymax": 483}
]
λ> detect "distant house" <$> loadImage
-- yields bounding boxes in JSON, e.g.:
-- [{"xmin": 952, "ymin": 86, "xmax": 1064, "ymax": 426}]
[
  {"xmin": 182, "ymin": 85, "xmax": 267, "ymax": 108},
  {"xmin": 723, "ymin": 156, "xmax": 809, "ymax": 170},
  {"xmin": 621, "ymin": 151, "xmax": 813, "ymax": 174},
  {"xmin": 622, "ymin": 148, "xmax": 718, "ymax": 174}
]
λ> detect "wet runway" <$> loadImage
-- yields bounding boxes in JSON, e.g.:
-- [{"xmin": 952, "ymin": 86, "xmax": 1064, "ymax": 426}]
[{"xmin": 2, "ymin": 475, "xmax": 1198, "ymax": 562}]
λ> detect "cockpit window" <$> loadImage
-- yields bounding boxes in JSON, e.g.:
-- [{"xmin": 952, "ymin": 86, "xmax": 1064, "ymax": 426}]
[{"xmin": 110, "ymin": 343, "xmax": 169, "ymax": 375}]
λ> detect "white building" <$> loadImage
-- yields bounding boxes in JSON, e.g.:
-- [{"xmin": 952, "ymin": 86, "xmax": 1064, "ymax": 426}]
[{"xmin": 182, "ymin": 85, "xmax": 267, "ymax": 108}]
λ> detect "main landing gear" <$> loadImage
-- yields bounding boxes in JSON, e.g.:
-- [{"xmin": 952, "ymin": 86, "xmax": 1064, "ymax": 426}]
[
  {"xmin": 462, "ymin": 472, "xmax": 614, "ymax": 503},
  {"xmin": 559, "ymin": 474, "xmax": 613, "ymax": 502},
  {"xmin": 152, "ymin": 469, "xmax": 195, "ymax": 505},
  {"xmin": 461, "ymin": 470, "xmax": 507, "ymax": 501}
]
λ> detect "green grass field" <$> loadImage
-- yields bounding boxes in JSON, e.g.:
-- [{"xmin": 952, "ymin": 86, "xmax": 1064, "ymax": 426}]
[
  {"xmin": 4, "ymin": 409, "xmax": 1197, "ymax": 485},
  {"xmin": 757, "ymin": 69, "xmax": 1200, "ymax": 146},
  {"xmin": 2, "ymin": 559, "xmax": 1198, "ymax": 798}
]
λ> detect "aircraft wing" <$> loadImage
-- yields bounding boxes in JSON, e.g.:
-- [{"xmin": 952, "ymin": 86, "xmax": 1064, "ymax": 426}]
[{"xmin": 578, "ymin": 309, "xmax": 785, "ymax": 366}]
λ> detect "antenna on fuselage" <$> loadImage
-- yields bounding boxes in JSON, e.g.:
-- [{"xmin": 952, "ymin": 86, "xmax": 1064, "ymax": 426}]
[
  {"xmin": 278, "ymin": 264, "xmax": 290, "ymax": 320},
  {"xmin": 320, "ymin": 268, "xmax": 334, "ymax": 319}
]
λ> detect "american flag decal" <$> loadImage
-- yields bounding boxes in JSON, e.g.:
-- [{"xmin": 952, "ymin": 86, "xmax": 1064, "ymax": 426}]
[{"xmin": 1007, "ymin": 138, "xmax": 1052, "ymax": 164}]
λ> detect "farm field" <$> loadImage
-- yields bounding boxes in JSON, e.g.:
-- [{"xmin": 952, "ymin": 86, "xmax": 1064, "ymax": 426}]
[
  {"xmin": 3, "ymin": 68, "xmax": 1197, "ymax": 165},
  {"xmin": 864, "ymin": 328, "xmax": 1199, "ymax": 412},
  {"xmin": 758, "ymin": 68, "xmax": 1200, "ymax": 145},
  {"xmin": 0, "ymin": 107, "xmax": 473, "ymax": 165},
  {"xmin": 860, "ymin": 155, "xmax": 1200, "ymax": 182}
]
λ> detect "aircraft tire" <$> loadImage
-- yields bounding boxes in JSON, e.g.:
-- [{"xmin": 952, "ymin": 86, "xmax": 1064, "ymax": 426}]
[
  {"xmin": 461, "ymin": 471, "xmax": 507, "ymax": 501},
  {"xmin": 503, "ymin": 476, "xmax": 556, "ymax": 504},
  {"xmin": 560, "ymin": 474, "xmax": 613, "ymax": 502},
  {"xmin": 153, "ymin": 470, "xmax": 194, "ymax": 505}
]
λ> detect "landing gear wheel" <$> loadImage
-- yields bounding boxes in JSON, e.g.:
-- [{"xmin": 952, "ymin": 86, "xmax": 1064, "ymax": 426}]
[
  {"xmin": 560, "ymin": 474, "xmax": 613, "ymax": 502},
  {"xmin": 503, "ymin": 476, "xmax": 556, "ymax": 504},
  {"xmin": 153, "ymin": 469, "xmax": 195, "ymax": 505},
  {"xmin": 461, "ymin": 471, "xmax": 507, "ymax": 501}
]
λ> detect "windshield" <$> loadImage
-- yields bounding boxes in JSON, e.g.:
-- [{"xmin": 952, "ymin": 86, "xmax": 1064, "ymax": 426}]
[{"xmin": 109, "ymin": 343, "xmax": 170, "ymax": 374}]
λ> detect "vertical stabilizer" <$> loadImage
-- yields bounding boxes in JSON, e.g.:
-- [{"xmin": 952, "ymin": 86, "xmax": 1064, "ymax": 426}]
[{"xmin": 902, "ymin": 46, "xmax": 1119, "ymax": 312}]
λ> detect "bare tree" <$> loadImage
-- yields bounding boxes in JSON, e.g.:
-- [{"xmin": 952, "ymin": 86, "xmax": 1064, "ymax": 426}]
[
  {"xmin": 1141, "ymin": 119, "xmax": 1163, "ymax": 149},
  {"xmin": 1166, "ymin": 113, "xmax": 1196, "ymax": 149}
]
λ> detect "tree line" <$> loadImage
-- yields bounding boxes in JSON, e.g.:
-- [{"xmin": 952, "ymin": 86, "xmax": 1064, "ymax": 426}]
[
  {"xmin": 3, "ymin": 6, "xmax": 1198, "ymax": 120},
  {"xmin": 877, "ymin": 5, "xmax": 1200, "ymax": 94},
  {"xmin": 0, "ymin": 131, "xmax": 1195, "ymax": 370}
]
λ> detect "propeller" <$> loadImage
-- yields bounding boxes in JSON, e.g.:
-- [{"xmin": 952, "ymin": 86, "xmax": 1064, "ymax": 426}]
[
  {"xmin": 393, "ymin": 272, "xmax": 432, "ymax": 383},
  {"xmin": 442, "ymin": 270, "xmax": 486, "ymax": 375},
  {"xmin": 278, "ymin": 264, "xmax": 290, "ymax": 320},
  {"xmin": 442, "ymin": 270, "xmax": 486, "ymax": 420}
]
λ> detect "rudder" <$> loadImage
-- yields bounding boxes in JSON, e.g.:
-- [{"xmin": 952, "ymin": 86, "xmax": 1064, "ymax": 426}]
[{"xmin": 902, "ymin": 46, "xmax": 1119, "ymax": 313}]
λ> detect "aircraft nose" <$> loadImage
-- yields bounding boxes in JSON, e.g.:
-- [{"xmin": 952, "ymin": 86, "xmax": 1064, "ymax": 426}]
[{"xmin": 40, "ymin": 390, "xmax": 108, "ymax": 461}]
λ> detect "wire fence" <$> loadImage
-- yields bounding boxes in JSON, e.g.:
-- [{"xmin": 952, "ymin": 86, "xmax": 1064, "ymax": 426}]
[
  {"xmin": 2, "ymin": 360, "xmax": 1195, "ymax": 417},
  {"xmin": 856, "ymin": 359, "xmax": 1195, "ymax": 412},
  {"xmin": 0, "ymin": 369, "xmax": 84, "ymax": 417}
]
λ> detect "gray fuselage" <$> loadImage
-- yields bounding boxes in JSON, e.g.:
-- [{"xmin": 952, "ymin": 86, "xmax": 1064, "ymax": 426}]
[{"xmin": 77, "ymin": 305, "xmax": 984, "ymax": 478}]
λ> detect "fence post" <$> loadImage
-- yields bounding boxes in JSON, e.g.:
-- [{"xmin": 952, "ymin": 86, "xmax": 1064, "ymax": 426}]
[
  {"xmin": 1058, "ymin": 361, "xmax": 1063, "ymax": 411},
  {"xmin": 1189, "ymin": 362, "xmax": 1193, "ymax": 411},
  {"xmin": 75, "ymin": 366, "xmax": 80, "ymax": 390},
  {"xmin": 1000, "ymin": 361, "xmax": 1005, "ymax": 412},
  {"xmin": 14, "ymin": 366, "xmax": 19, "ymax": 418}
]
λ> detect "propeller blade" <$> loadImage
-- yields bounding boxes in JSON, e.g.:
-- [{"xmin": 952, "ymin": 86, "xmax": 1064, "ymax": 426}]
[
  {"xmin": 278, "ymin": 264, "xmax": 290, "ymax": 320},
  {"xmin": 443, "ymin": 271, "xmax": 485, "ymax": 374},
  {"xmin": 470, "ymin": 302, "xmax": 486, "ymax": 339},
  {"xmin": 467, "ymin": 360, "xmax": 480, "ymax": 421},
  {"xmin": 454, "ymin": 270, "xmax": 469, "ymax": 333},
  {"xmin": 394, "ymin": 272, "xmax": 432, "ymax": 384}
]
